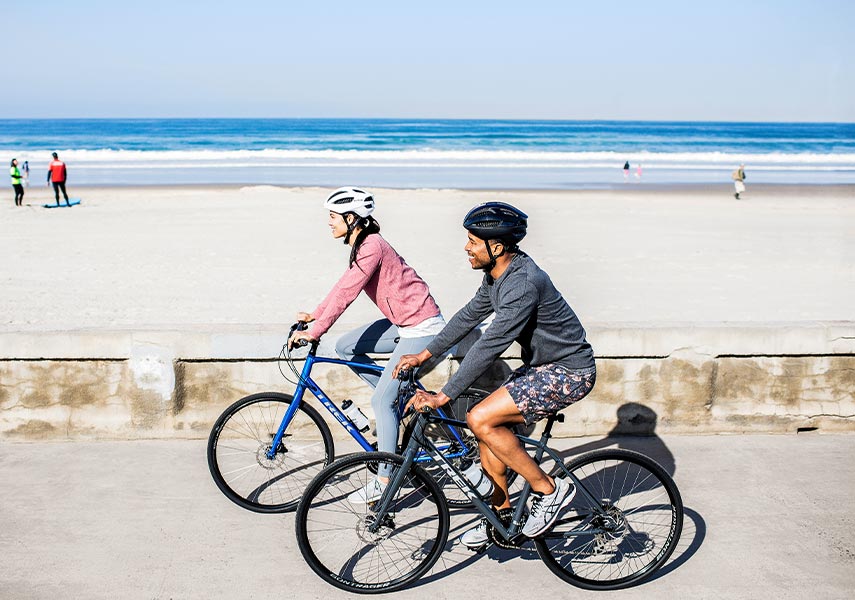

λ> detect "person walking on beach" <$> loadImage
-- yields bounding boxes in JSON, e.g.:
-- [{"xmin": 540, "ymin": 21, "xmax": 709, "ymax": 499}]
[
  {"xmin": 635, "ymin": 163, "xmax": 643, "ymax": 179},
  {"xmin": 395, "ymin": 201, "xmax": 596, "ymax": 545},
  {"xmin": 287, "ymin": 187, "xmax": 446, "ymax": 503},
  {"xmin": 46, "ymin": 152, "xmax": 70, "ymax": 206},
  {"xmin": 623, "ymin": 160, "xmax": 630, "ymax": 181},
  {"xmin": 10, "ymin": 159, "xmax": 25, "ymax": 206},
  {"xmin": 732, "ymin": 164, "xmax": 746, "ymax": 199},
  {"xmin": 22, "ymin": 160, "xmax": 30, "ymax": 187}
]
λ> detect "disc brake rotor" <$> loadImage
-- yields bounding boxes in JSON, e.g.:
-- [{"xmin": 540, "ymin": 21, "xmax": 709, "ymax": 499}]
[
  {"xmin": 355, "ymin": 513, "xmax": 395, "ymax": 544},
  {"xmin": 255, "ymin": 442, "xmax": 287, "ymax": 469}
]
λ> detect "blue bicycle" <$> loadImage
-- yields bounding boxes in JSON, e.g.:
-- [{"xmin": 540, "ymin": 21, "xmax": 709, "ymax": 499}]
[{"xmin": 207, "ymin": 322, "xmax": 492, "ymax": 513}]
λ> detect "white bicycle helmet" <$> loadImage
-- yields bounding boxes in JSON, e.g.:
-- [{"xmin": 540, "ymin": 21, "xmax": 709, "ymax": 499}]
[{"xmin": 324, "ymin": 187, "xmax": 375, "ymax": 218}]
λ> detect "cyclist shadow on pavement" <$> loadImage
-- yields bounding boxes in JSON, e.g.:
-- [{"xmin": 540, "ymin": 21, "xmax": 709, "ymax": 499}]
[{"xmin": 556, "ymin": 402, "xmax": 675, "ymax": 473}]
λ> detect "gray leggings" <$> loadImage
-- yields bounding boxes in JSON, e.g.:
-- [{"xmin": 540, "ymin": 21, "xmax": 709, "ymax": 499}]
[{"xmin": 335, "ymin": 319, "xmax": 435, "ymax": 477}]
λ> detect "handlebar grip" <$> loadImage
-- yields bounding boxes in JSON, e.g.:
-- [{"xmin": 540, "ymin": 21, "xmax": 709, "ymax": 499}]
[
  {"xmin": 403, "ymin": 403, "xmax": 431, "ymax": 418},
  {"xmin": 287, "ymin": 321, "xmax": 311, "ymax": 351}
]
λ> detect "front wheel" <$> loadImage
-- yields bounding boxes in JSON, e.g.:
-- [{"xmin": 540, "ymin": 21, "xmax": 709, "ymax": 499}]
[
  {"xmin": 296, "ymin": 452, "xmax": 450, "ymax": 594},
  {"xmin": 535, "ymin": 449, "xmax": 683, "ymax": 590},
  {"xmin": 207, "ymin": 392, "xmax": 334, "ymax": 513}
]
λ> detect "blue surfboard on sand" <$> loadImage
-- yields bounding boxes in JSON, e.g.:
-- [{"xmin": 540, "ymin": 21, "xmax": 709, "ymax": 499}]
[{"xmin": 43, "ymin": 198, "xmax": 81, "ymax": 208}]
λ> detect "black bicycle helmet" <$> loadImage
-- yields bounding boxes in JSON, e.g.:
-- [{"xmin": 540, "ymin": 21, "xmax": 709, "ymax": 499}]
[{"xmin": 463, "ymin": 202, "xmax": 528, "ymax": 245}]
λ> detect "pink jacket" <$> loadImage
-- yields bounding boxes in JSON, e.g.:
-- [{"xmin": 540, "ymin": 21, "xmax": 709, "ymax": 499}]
[{"xmin": 308, "ymin": 234, "xmax": 441, "ymax": 339}]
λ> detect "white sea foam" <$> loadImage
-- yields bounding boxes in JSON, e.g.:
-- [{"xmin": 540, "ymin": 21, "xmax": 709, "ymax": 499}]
[{"xmin": 2, "ymin": 148, "xmax": 854, "ymax": 169}]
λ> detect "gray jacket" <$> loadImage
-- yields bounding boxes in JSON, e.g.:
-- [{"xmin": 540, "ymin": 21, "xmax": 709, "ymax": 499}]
[{"xmin": 426, "ymin": 252, "xmax": 594, "ymax": 399}]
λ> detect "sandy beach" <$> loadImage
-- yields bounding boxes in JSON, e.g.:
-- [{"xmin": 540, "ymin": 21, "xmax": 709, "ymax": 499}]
[{"xmin": 1, "ymin": 184, "xmax": 853, "ymax": 333}]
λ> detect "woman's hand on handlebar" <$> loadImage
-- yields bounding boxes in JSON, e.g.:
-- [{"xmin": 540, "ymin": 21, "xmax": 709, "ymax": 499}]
[
  {"xmin": 393, "ymin": 349, "xmax": 432, "ymax": 379},
  {"xmin": 296, "ymin": 312, "xmax": 314, "ymax": 323},
  {"xmin": 288, "ymin": 330, "xmax": 317, "ymax": 350}
]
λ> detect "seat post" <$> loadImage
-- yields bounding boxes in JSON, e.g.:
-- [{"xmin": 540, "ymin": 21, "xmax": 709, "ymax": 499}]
[
  {"xmin": 530, "ymin": 413, "xmax": 563, "ymax": 466},
  {"xmin": 540, "ymin": 412, "xmax": 565, "ymax": 440}
]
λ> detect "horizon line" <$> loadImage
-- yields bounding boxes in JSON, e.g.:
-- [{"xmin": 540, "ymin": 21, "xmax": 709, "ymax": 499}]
[{"xmin": 1, "ymin": 116, "xmax": 854, "ymax": 126}]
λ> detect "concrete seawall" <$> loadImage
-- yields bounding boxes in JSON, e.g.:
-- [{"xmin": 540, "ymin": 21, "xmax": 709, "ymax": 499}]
[{"xmin": 1, "ymin": 322, "xmax": 853, "ymax": 440}]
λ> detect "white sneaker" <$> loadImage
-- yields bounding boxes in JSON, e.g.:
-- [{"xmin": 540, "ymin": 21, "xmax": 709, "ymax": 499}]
[
  {"xmin": 521, "ymin": 477, "xmax": 576, "ymax": 538},
  {"xmin": 347, "ymin": 478, "xmax": 386, "ymax": 504},
  {"xmin": 459, "ymin": 518, "xmax": 489, "ymax": 548}
]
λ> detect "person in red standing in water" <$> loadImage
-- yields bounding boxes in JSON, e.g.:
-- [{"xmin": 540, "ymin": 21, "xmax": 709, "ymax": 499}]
[{"xmin": 46, "ymin": 152, "xmax": 71, "ymax": 206}]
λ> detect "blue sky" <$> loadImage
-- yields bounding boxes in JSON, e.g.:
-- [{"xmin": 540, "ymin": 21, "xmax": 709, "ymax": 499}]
[{"xmin": 3, "ymin": 0, "xmax": 853, "ymax": 121}]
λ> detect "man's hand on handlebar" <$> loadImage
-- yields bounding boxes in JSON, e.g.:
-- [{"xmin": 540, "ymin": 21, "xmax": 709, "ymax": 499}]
[
  {"xmin": 295, "ymin": 312, "xmax": 314, "ymax": 323},
  {"xmin": 405, "ymin": 389, "xmax": 451, "ymax": 415},
  {"xmin": 393, "ymin": 348, "xmax": 432, "ymax": 379}
]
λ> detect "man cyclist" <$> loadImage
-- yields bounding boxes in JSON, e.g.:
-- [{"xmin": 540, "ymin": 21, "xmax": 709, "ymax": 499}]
[{"xmin": 395, "ymin": 201, "xmax": 596, "ymax": 545}]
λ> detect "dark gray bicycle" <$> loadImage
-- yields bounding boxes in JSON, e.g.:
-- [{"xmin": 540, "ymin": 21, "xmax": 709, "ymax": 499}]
[{"xmin": 295, "ymin": 373, "xmax": 684, "ymax": 593}]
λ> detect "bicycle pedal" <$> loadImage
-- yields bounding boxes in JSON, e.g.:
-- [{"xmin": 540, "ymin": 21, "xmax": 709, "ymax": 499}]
[
  {"xmin": 491, "ymin": 532, "xmax": 525, "ymax": 550},
  {"xmin": 468, "ymin": 542, "xmax": 491, "ymax": 554}
]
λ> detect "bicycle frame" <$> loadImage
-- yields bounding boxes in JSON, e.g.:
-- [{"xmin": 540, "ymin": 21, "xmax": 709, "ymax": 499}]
[
  {"xmin": 267, "ymin": 344, "xmax": 470, "ymax": 464},
  {"xmin": 370, "ymin": 411, "xmax": 608, "ymax": 541}
]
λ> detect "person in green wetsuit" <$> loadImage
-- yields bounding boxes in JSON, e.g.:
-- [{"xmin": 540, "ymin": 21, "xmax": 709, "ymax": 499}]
[{"xmin": 10, "ymin": 159, "xmax": 24, "ymax": 206}]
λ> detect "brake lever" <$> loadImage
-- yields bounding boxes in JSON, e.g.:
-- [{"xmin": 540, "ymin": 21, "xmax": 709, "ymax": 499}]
[
  {"xmin": 287, "ymin": 321, "xmax": 311, "ymax": 350},
  {"xmin": 403, "ymin": 404, "xmax": 432, "ymax": 418}
]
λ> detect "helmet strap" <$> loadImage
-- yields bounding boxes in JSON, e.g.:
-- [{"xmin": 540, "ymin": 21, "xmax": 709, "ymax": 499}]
[
  {"xmin": 483, "ymin": 239, "xmax": 504, "ymax": 271},
  {"xmin": 343, "ymin": 213, "xmax": 361, "ymax": 245}
]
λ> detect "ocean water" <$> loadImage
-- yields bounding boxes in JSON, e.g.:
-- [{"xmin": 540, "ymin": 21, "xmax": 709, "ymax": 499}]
[{"xmin": 1, "ymin": 119, "xmax": 853, "ymax": 188}]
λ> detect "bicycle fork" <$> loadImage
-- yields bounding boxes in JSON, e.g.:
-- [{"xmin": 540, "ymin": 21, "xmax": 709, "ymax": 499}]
[{"xmin": 367, "ymin": 415, "xmax": 523, "ymax": 546}]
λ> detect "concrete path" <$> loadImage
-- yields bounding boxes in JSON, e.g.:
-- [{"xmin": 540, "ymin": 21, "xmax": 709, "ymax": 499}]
[{"xmin": 1, "ymin": 434, "xmax": 853, "ymax": 599}]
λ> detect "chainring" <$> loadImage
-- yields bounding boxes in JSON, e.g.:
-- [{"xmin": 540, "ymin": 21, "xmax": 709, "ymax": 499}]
[{"xmin": 488, "ymin": 509, "xmax": 525, "ymax": 549}]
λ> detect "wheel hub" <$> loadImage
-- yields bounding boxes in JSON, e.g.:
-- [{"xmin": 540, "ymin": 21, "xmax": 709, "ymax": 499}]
[
  {"xmin": 592, "ymin": 505, "xmax": 629, "ymax": 551},
  {"xmin": 255, "ymin": 442, "xmax": 287, "ymax": 469},
  {"xmin": 602, "ymin": 506, "xmax": 628, "ymax": 538},
  {"xmin": 355, "ymin": 513, "xmax": 395, "ymax": 543}
]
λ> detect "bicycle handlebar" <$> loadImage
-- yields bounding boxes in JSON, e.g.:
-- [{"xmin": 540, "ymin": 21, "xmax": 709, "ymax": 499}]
[
  {"xmin": 288, "ymin": 321, "xmax": 311, "ymax": 348},
  {"xmin": 402, "ymin": 403, "xmax": 433, "ymax": 419}
]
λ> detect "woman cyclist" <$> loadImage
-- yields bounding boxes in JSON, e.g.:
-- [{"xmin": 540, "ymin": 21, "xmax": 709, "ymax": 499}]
[{"xmin": 288, "ymin": 187, "xmax": 445, "ymax": 502}]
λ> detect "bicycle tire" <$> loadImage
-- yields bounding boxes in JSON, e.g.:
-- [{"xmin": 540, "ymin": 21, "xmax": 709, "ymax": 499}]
[
  {"xmin": 535, "ymin": 448, "xmax": 683, "ymax": 590},
  {"xmin": 296, "ymin": 452, "xmax": 450, "ymax": 594},
  {"xmin": 207, "ymin": 392, "xmax": 334, "ymax": 513}
]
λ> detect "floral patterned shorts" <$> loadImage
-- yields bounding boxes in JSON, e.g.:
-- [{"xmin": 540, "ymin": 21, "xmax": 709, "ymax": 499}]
[{"xmin": 504, "ymin": 363, "xmax": 597, "ymax": 426}]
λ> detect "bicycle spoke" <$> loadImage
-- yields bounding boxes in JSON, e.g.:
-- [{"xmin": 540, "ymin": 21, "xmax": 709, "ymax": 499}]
[
  {"xmin": 536, "ymin": 450, "xmax": 682, "ymax": 590},
  {"xmin": 208, "ymin": 395, "xmax": 332, "ymax": 512},
  {"xmin": 297, "ymin": 453, "xmax": 449, "ymax": 592}
]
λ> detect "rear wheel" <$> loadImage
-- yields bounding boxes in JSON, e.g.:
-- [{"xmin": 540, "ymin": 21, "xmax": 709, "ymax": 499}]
[
  {"xmin": 296, "ymin": 452, "xmax": 449, "ymax": 593},
  {"xmin": 535, "ymin": 449, "xmax": 683, "ymax": 589},
  {"xmin": 207, "ymin": 392, "xmax": 334, "ymax": 513}
]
